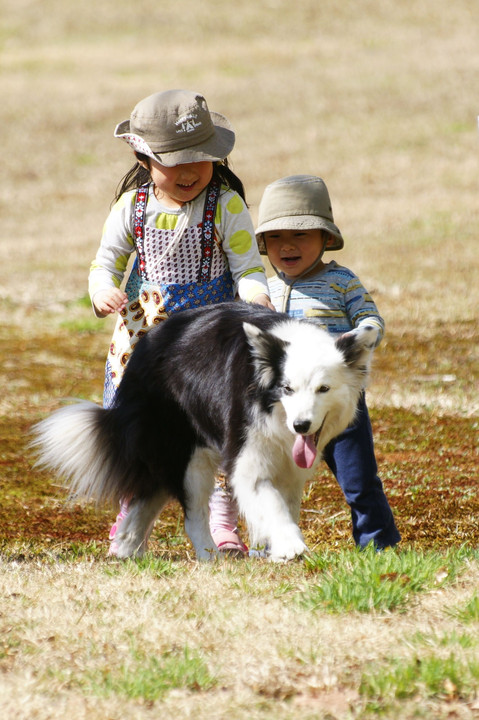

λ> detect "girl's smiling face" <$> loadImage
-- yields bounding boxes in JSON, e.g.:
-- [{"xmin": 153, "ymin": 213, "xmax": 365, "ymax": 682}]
[
  {"xmin": 140, "ymin": 157, "xmax": 213, "ymax": 208},
  {"xmin": 263, "ymin": 229, "xmax": 328, "ymax": 278}
]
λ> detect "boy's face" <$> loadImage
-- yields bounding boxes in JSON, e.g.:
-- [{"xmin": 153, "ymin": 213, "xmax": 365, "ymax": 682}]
[{"xmin": 263, "ymin": 229, "xmax": 327, "ymax": 278}]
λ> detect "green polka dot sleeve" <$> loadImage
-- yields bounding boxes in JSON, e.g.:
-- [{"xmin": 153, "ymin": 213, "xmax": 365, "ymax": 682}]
[{"xmin": 219, "ymin": 189, "xmax": 269, "ymax": 302}]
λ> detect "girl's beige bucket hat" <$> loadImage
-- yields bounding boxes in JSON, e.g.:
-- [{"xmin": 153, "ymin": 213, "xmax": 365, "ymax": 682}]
[{"xmin": 114, "ymin": 89, "xmax": 235, "ymax": 167}]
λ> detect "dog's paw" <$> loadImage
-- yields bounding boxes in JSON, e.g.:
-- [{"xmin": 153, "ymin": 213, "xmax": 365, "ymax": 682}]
[
  {"xmin": 268, "ymin": 527, "xmax": 308, "ymax": 562},
  {"xmin": 195, "ymin": 546, "xmax": 220, "ymax": 561},
  {"xmin": 109, "ymin": 532, "xmax": 148, "ymax": 559}
]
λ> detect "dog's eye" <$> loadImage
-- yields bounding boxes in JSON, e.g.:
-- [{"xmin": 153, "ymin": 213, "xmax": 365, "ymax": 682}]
[
  {"xmin": 317, "ymin": 385, "xmax": 330, "ymax": 394},
  {"xmin": 282, "ymin": 384, "xmax": 294, "ymax": 395}
]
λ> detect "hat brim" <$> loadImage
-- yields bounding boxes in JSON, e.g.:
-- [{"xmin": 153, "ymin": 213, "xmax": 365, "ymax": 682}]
[
  {"xmin": 255, "ymin": 216, "xmax": 344, "ymax": 253},
  {"xmin": 114, "ymin": 111, "xmax": 235, "ymax": 167}
]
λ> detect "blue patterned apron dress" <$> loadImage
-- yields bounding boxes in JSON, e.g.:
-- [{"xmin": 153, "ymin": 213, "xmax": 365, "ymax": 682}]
[{"xmin": 103, "ymin": 180, "xmax": 234, "ymax": 407}]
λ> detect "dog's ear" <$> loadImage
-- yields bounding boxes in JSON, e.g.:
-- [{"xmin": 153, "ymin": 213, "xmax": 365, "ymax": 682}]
[
  {"xmin": 335, "ymin": 324, "xmax": 379, "ymax": 373},
  {"xmin": 243, "ymin": 322, "xmax": 287, "ymax": 388}
]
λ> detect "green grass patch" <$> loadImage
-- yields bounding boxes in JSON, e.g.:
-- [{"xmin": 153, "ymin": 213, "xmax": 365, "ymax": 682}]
[
  {"xmin": 299, "ymin": 545, "xmax": 471, "ymax": 614},
  {"xmin": 103, "ymin": 554, "xmax": 179, "ymax": 579},
  {"xmin": 59, "ymin": 317, "xmax": 103, "ymax": 333},
  {"xmin": 67, "ymin": 293, "xmax": 96, "ymax": 309},
  {"xmin": 82, "ymin": 645, "xmax": 216, "ymax": 701},
  {"xmin": 448, "ymin": 591, "xmax": 479, "ymax": 623},
  {"xmin": 59, "ymin": 294, "xmax": 104, "ymax": 333},
  {"xmin": 410, "ymin": 629, "xmax": 478, "ymax": 650},
  {"xmin": 360, "ymin": 652, "xmax": 479, "ymax": 710}
]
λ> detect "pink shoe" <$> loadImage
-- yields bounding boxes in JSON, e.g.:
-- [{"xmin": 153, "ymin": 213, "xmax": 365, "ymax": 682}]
[
  {"xmin": 212, "ymin": 528, "xmax": 248, "ymax": 555},
  {"xmin": 209, "ymin": 487, "xmax": 248, "ymax": 556}
]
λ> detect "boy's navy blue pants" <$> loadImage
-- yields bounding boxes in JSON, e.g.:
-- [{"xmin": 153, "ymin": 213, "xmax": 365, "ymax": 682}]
[{"xmin": 323, "ymin": 393, "xmax": 401, "ymax": 549}]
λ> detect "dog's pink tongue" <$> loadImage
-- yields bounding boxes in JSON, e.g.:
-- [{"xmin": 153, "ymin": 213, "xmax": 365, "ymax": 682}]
[{"xmin": 292, "ymin": 434, "xmax": 317, "ymax": 469}]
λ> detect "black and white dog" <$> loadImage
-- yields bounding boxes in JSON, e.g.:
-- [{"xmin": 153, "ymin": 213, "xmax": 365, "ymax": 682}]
[{"xmin": 32, "ymin": 302, "xmax": 378, "ymax": 561}]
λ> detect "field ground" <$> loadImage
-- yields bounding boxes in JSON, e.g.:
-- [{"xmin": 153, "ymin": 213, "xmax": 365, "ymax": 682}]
[
  {"xmin": 1, "ymin": 0, "xmax": 479, "ymax": 717},
  {"xmin": 1, "ymin": 320, "xmax": 478, "ymax": 553}
]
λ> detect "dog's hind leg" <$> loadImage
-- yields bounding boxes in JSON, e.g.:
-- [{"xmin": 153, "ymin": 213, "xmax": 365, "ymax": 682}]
[
  {"xmin": 112, "ymin": 488, "xmax": 170, "ymax": 558},
  {"xmin": 183, "ymin": 448, "xmax": 219, "ymax": 560}
]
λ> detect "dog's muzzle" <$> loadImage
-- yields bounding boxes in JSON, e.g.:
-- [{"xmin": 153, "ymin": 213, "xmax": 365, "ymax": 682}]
[
  {"xmin": 292, "ymin": 414, "xmax": 328, "ymax": 469},
  {"xmin": 313, "ymin": 414, "xmax": 327, "ymax": 446}
]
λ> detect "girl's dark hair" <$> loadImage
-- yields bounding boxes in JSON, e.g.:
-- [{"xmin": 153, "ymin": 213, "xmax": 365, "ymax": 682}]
[
  {"xmin": 112, "ymin": 154, "xmax": 247, "ymax": 206},
  {"xmin": 113, "ymin": 153, "xmax": 151, "ymax": 205},
  {"xmin": 213, "ymin": 159, "xmax": 247, "ymax": 204}
]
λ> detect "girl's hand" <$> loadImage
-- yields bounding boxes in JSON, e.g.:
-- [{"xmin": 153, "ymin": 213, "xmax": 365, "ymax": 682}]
[
  {"xmin": 251, "ymin": 293, "xmax": 276, "ymax": 311},
  {"xmin": 93, "ymin": 288, "xmax": 128, "ymax": 316}
]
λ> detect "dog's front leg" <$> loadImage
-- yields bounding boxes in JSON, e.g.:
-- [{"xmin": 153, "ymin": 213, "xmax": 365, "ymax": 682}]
[
  {"xmin": 231, "ymin": 448, "xmax": 308, "ymax": 562},
  {"xmin": 183, "ymin": 448, "xmax": 219, "ymax": 560}
]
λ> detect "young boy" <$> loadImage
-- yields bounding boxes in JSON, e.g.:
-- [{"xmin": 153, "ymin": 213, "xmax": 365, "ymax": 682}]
[
  {"xmin": 209, "ymin": 174, "xmax": 399, "ymax": 552},
  {"xmin": 255, "ymin": 174, "xmax": 400, "ymax": 549}
]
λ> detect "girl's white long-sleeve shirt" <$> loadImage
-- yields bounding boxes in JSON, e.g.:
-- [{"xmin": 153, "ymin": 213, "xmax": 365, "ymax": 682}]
[{"xmin": 89, "ymin": 183, "xmax": 269, "ymax": 313}]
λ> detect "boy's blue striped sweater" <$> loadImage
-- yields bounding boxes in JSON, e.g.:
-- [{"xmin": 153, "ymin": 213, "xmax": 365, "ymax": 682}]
[{"xmin": 267, "ymin": 260, "xmax": 384, "ymax": 343}]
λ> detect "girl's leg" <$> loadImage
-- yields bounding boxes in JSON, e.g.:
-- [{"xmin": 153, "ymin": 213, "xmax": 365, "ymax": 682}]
[
  {"xmin": 323, "ymin": 393, "xmax": 400, "ymax": 549},
  {"xmin": 103, "ymin": 361, "xmax": 137, "ymax": 554},
  {"xmin": 209, "ymin": 480, "xmax": 248, "ymax": 555},
  {"xmin": 108, "ymin": 498, "xmax": 132, "ymax": 556}
]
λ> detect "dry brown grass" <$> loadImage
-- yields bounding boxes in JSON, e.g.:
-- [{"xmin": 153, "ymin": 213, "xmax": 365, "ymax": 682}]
[
  {"xmin": 4, "ymin": 0, "xmax": 478, "ymax": 327},
  {"xmin": 2, "ymin": 0, "xmax": 479, "ymax": 717},
  {"xmin": 2, "ymin": 556, "xmax": 479, "ymax": 720}
]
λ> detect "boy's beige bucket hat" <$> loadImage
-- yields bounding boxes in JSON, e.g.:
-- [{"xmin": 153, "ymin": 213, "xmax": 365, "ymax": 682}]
[
  {"xmin": 255, "ymin": 175, "xmax": 344, "ymax": 253},
  {"xmin": 114, "ymin": 89, "xmax": 235, "ymax": 167}
]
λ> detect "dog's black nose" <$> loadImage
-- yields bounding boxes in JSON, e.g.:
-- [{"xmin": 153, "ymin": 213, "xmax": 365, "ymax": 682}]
[{"xmin": 293, "ymin": 419, "xmax": 311, "ymax": 434}]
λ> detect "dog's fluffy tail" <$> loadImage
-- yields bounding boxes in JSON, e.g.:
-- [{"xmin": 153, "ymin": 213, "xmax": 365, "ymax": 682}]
[{"xmin": 31, "ymin": 401, "xmax": 122, "ymax": 505}]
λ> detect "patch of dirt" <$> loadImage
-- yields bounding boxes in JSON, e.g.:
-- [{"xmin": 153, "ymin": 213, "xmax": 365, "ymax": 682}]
[{"xmin": 2, "ymin": 322, "xmax": 478, "ymax": 554}]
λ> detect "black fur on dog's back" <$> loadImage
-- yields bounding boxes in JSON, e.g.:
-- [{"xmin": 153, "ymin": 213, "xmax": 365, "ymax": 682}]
[{"xmin": 101, "ymin": 302, "xmax": 289, "ymax": 506}]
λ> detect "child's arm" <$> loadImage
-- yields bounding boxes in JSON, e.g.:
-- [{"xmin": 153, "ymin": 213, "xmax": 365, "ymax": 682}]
[
  {"xmin": 92, "ymin": 288, "xmax": 129, "ymax": 317},
  {"xmin": 345, "ymin": 275, "xmax": 385, "ymax": 345},
  {"xmin": 88, "ymin": 195, "xmax": 135, "ymax": 318},
  {"xmin": 251, "ymin": 292, "xmax": 275, "ymax": 310},
  {"xmin": 217, "ymin": 190, "xmax": 272, "ymax": 307}
]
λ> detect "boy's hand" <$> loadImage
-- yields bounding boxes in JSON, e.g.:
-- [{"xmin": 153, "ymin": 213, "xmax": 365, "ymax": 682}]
[
  {"xmin": 251, "ymin": 293, "xmax": 276, "ymax": 311},
  {"xmin": 93, "ymin": 288, "xmax": 128, "ymax": 316}
]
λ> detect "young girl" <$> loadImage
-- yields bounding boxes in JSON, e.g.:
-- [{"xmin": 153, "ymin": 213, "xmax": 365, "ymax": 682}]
[
  {"xmin": 89, "ymin": 89, "xmax": 273, "ymax": 555},
  {"xmin": 210, "ymin": 174, "xmax": 400, "ymax": 552}
]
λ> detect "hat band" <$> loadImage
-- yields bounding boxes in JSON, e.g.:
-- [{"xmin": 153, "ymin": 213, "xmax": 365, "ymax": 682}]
[
  {"xmin": 147, "ymin": 125, "xmax": 216, "ymax": 153},
  {"xmin": 131, "ymin": 108, "xmax": 216, "ymax": 153}
]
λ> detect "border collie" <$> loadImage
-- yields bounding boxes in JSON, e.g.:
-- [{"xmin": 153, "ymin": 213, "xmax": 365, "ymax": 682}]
[{"xmin": 32, "ymin": 302, "xmax": 378, "ymax": 562}]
